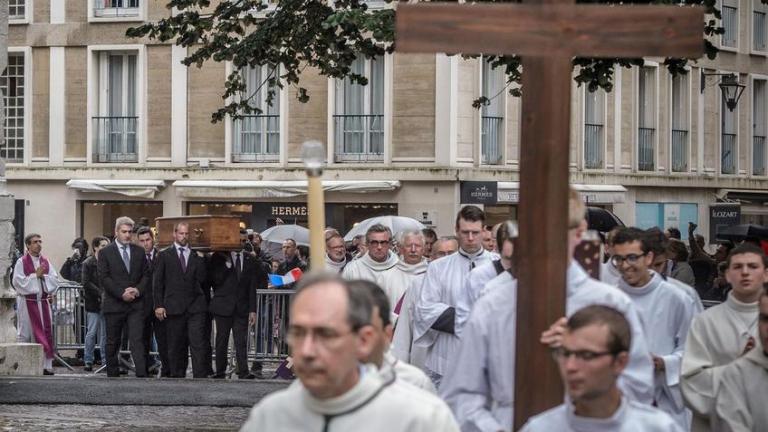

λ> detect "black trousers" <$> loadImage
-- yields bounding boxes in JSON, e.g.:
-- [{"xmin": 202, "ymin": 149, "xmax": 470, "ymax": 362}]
[
  {"xmin": 143, "ymin": 311, "xmax": 170, "ymax": 377},
  {"xmin": 213, "ymin": 314, "xmax": 249, "ymax": 376},
  {"xmin": 165, "ymin": 311, "xmax": 210, "ymax": 378},
  {"xmin": 105, "ymin": 308, "xmax": 147, "ymax": 378}
]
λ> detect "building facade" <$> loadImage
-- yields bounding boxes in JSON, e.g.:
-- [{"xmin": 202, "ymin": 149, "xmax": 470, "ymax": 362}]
[{"xmin": 3, "ymin": 1, "xmax": 767, "ymax": 264}]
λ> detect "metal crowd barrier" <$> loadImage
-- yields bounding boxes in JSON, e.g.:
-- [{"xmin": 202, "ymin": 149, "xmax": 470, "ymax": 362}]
[
  {"xmin": 249, "ymin": 288, "xmax": 294, "ymax": 362},
  {"xmin": 51, "ymin": 282, "xmax": 87, "ymax": 371}
]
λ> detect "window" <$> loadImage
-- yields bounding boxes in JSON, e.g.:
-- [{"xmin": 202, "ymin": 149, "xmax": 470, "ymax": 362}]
[
  {"xmin": 233, "ymin": 65, "xmax": 280, "ymax": 163},
  {"xmin": 481, "ymin": 58, "xmax": 504, "ymax": 165},
  {"xmin": 583, "ymin": 88, "xmax": 604, "ymax": 169},
  {"xmin": 0, "ymin": 53, "xmax": 25, "ymax": 163},
  {"xmin": 9, "ymin": 0, "xmax": 26, "ymax": 21},
  {"xmin": 334, "ymin": 56, "xmax": 384, "ymax": 162},
  {"xmin": 721, "ymin": 75, "xmax": 738, "ymax": 174},
  {"xmin": 93, "ymin": 52, "xmax": 138, "ymax": 163},
  {"xmin": 638, "ymin": 67, "xmax": 656, "ymax": 171},
  {"xmin": 754, "ymin": 79, "xmax": 767, "ymax": 175},
  {"xmin": 671, "ymin": 73, "xmax": 689, "ymax": 172},
  {"xmin": 755, "ymin": 2, "xmax": 768, "ymax": 52},
  {"xmin": 93, "ymin": 0, "xmax": 140, "ymax": 18},
  {"xmin": 722, "ymin": 1, "xmax": 738, "ymax": 48}
]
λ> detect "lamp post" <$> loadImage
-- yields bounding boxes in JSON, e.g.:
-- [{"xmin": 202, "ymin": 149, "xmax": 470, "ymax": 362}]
[
  {"xmin": 700, "ymin": 71, "xmax": 745, "ymax": 112},
  {"xmin": 302, "ymin": 140, "xmax": 326, "ymax": 270}
]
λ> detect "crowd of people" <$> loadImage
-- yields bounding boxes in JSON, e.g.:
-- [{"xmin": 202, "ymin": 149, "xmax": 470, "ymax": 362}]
[{"xmin": 10, "ymin": 193, "xmax": 768, "ymax": 431}]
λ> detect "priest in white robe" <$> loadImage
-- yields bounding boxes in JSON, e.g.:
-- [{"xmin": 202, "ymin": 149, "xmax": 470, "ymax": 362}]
[
  {"xmin": 612, "ymin": 227, "xmax": 697, "ymax": 429},
  {"xmin": 521, "ymin": 305, "xmax": 681, "ymax": 432},
  {"xmin": 377, "ymin": 230, "xmax": 428, "ymax": 320},
  {"xmin": 644, "ymin": 227, "xmax": 704, "ymax": 313},
  {"xmin": 413, "ymin": 206, "xmax": 495, "ymax": 387},
  {"xmin": 463, "ymin": 221, "xmax": 515, "ymax": 312},
  {"xmin": 342, "ymin": 224, "xmax": 399, "ymax": 282},
  {"xmin": 682, "ymin": 244, "xmax": 768, "ymax": 432},
  {"xmin": 324, "ymin": 230, "xmax": 348, "ymax": 273},
  {"xmin": 712, "ymin": 287, "xmax": 768, "ymax": 432},
  {"xmin": 241, "ymin": 272, "xmax": 457, "ymax": 432},
  {"xmin": 13, "ymin": 233, "xmax": 62, "ymax": 373}
]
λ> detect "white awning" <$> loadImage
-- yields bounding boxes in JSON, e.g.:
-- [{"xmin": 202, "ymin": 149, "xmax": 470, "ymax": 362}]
[
  {"xmin": 66, "ymin": 179, "xmax": 166, "ymax": 199},
  {"xmin": 172, "ymin": 180, "xmax": 401, "ymax": 198},
  {"xmin": 497, "ymin": 182, "xmax": 627, "ymax": 204}
]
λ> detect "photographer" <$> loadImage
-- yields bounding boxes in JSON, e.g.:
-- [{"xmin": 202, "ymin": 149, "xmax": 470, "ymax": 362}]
[{"xmin": 60, "ymin": 237, "xmax": 89, "ymax": 283}]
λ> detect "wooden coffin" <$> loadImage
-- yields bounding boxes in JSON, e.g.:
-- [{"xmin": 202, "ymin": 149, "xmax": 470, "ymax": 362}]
[{"xmin": 155, "ymin": 215, "xmax": 242, "ymax": 251}]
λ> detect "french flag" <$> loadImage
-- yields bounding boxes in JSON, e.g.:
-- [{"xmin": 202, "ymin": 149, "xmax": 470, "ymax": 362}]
[{"xmin": 269, "ymin": 268, "xmax": 303, "ymax": 287}]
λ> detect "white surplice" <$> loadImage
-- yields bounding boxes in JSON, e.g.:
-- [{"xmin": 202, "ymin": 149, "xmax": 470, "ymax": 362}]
[
  {"xmin": 377, "ymin": 258, "xmax": 428, "ymax": 320},
  {"xmin": 681, "ymin": 293, "xmax": 760, "ymax": 432},
  {"xmin": 381, "ymin": 351, "xmax": 436, "ymax": 394},
  {"xmin": 712, "ymin": 347, "xmax": 768, "ymax": 432},
  {"xmin": 341, "ymin": 250, "xmax": 399, "ymax": 282},
  {"xmin": 520, "ymin": 397, "xmax": 683, "ymax": 432},
  {"xmin": 462, "ymin": 259, "xmax": 504, "ymax": 315},
  {"xmin": 391, "ymin": 273, "xmax": 429, "ymax": 369},
  {"xmin": 618, "ymin": 272, "xmax": 697, "ymax": 430},
  {"xmin": 667, "ymin": 277, "xmax": 704, "ymax": 314},
  {"xmin": 440, "ymin": 262, "xmax": 654, "ymax": 432},
  {"xmin": 240, "ymin": 364, "xmax": 459, "ymax": 432},
  {"xmin": 413, "ymin": 249, "xmax": 495, "ymax": 378}
]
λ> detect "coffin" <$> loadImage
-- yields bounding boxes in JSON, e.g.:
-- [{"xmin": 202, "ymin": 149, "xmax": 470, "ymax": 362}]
[{"xmin": 155, "ymin": 215, "xmax": 242, "ymax": 251}]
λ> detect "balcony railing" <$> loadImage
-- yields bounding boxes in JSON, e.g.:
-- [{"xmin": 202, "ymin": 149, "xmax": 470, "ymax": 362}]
[
  {"xmin": 584, "ymin": 123, "xmax": 603, "ymax": 169},
  {"xmin": 232, "ymin": 115, "xmax": 280, "ymax": 163},
  {"xmin": 754, "ymin": 135, "xmax": 766, "ymax": 175},
  {"xmin": 481, "ymin": 116, "xmax": 503, "ymax": 165},
  {"xmin": 334, "ymin": 114, "xmax": 384, "ymax": 162},
  {"xmin": 721, "ymin": 133, "xmax": 737, "ymax": 174},
  {"xmin": 93, "ymin": 0, "xmax": 140, "ymax": 17},
  {"xmin": 92, "ymin": 116, "xmax": 138, "ymax": 163},
  {"xmin": 671, "ymin": 129, "xmax": 688, "ymax": 172},
  {"xmin": 638, "ymin": 127, "xmax": 655, "ymax": 171}
]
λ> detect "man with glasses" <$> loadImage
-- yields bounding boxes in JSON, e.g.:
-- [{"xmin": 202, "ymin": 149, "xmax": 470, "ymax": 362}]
[
  {"xmin": 342, "ymin": 224, "xmax": 399, "ymax": 282},
  {"xmin": 521, "ymin": 305, "xmax": 680, "ymax": 431},
  {"xmin": 612, "ymin": 227, "xmax": 697, "ymax": 429},
  {"xmin": 324, "ymin": 230, "xmax": 348, "ymax": 273},
  {"xmin": 240, "ymin": 272, "xmax": 458, "ymax": 432}
]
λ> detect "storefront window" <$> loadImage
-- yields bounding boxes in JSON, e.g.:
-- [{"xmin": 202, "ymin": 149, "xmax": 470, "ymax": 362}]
[{"xmin": 81, "ymin": 201, "xmax": 163, "ymax": 242}]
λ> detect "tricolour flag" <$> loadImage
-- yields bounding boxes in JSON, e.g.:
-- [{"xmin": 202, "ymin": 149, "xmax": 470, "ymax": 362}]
[{"xmin": 269, "ymin": 267, "xmax": 303, "ymax": 287}]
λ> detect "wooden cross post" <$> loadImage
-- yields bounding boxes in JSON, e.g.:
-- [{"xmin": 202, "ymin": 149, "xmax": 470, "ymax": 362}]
[{"xmin": 397, "ymin": 1, "xmax": 702, "ymax": 428}]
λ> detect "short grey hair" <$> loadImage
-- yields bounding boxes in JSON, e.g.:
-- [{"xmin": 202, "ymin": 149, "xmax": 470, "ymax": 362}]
[
  {"xmin": 396, "ymin": 229, "xmax": 425, "ymax": 246},
  {"xmin": 365, "ymin": 223, "xmax": 392, "ymax": 244},
  {"xmin": 293, "ymin": 272, "xmax": 373, "ymax": 330},
  {"xmin": 114, "ymin": 216, "xmax": 135, "ymax": 231}
]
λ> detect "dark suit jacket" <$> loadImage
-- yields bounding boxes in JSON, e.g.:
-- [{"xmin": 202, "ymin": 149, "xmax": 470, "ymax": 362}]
[
  {"xmin": 142, "ymin": 248, "xmax": 159, "ymax": 316},
  {"xmin": 153, "ymin": 245, "xmax": 208, "ymax": 316},
  {"xmin": 81, "ymin": 256, "xmax": 101, "ymax": 313},
  {"xmin": 208, "ymin": 252, "xmax": 267, "ymax": 317},
  {"xmin": 97, "ymin": 242, "xmax": 149, "ymax": 314}
]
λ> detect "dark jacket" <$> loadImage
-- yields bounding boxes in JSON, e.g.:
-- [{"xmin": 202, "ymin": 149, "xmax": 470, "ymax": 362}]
[
  {"xmin": 81, "ymin": 256, "xmax": 101, "ymax": 313},
  {"xmin": 153, "ymin": 244, "xmax": 208, "ymax": 316},
  {"xmin": 97, "ymin": 242, "xmax": 150, "ymax": 314},
  {"xmin": 208, "ymin": 251, "xmax": 267, "ymax": 317},
  {"xmin": 277, "ymin": 255, "xmax": 307, "ymax": 276},
  {"xmin": 61, "ymin": 256, "xmax": 86, "ymax": 283},
  {"xmin": 142, "ymin": 248, "xmax": 159, "ymax": 315}
]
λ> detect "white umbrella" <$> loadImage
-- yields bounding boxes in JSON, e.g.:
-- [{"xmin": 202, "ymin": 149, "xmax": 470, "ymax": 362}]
[
  {"xmin": 344, "ymin": 216, "xmax": 426, "ymax": 241},
  {"xmin": 260, "ymin": 224, "xmax": 310, "ymax": 246}
]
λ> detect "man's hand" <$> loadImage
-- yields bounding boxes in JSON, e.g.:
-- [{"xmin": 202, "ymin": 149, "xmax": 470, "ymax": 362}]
[
  {"xmin": 652, "ymin": 355, "xmax": 665, "ymax": 372},
  {"xmin": 155, "ymin": 308, "xmax": 167, "ymax": 321},
  {"xmin": 35, "ymin": 266, "xmax": 45, "ymax": 278},
  {"xmin": 540, "ymin": 317, "xmax": 568, "ymax": 348},
  {"xmin": 742, "ymin": 337, "xmax": 756, "ymax": 356},
  {"xmin": 126, "ymin": 287, "xmax": 140, "ymax": 298},
  {"xmin": 688, "ymin": 222, "xmax": 697, "ymax": 232},
  {"xmin": 122, "ymin": 288, "xmax": 136, "ymax": 302},
  {"xmin": 249, "ymin": 312, "xmax": 257, "ymax": 326}
]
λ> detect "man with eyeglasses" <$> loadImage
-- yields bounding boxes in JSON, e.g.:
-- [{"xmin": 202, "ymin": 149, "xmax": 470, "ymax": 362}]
[
  {"xmin": 612, "ymin": 227, "xmax": 697, "ymax": 429},
  {"xmin": 441, "ymin": 189, "xmax": 653, "ymax": 431},
  {"xmin": 324, "ymin": 230, "xmax": 349, "ymax": 273},
  {"xmin": 342, "ymin": 224, "xmax": 399, "ymax": 282},
  {"xmin": 240, "ymin": 272, "xmax": 459, "ymax": 432},
  {"xmin": 521, "ymin": 305, "xmax": 681, "ymax": 431}
]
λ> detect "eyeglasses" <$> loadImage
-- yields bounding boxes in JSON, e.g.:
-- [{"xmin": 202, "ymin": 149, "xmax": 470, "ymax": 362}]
[
  {"xmin": 551, "ymin": 347, "xmax": 616, "ymax": 362},
  {"xmin": 610, "ymin": 253, "xmax": 647, "ymax": 266},
  {"xmin": 368, "ymin": 240, "xmax": 390, "ymax": 247}
]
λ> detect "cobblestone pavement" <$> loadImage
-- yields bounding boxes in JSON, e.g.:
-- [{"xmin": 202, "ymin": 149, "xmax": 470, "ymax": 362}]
[{"xmin": 0, "ymin": 404, "xmax": 250, "ymax": 431}]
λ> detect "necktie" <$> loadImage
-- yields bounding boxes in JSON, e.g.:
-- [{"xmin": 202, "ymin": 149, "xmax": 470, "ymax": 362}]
[
  {"xmin": 179, "ymin": 247, "xmax": 187, "ymax": 273},
  {"xmin": 235, "ymin": 252, "xmax": 242, "ymax": 278},
  {"xmin": 121, "ymin": 246, "xmax": 130, "ymax": 272},
  {"xmin": 146, "ymin": 253, "xmax": 151, "ymax": 264}
]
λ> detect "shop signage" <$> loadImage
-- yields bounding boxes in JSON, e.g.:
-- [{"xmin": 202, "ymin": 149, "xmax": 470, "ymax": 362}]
[
  {"xmin": 709, "ymin": 204, "xmax": 741, "ymax": 243},
  {"xmin": 270, "ymin": 205, "xmax": 308, "ymax": 217},
  {"xmin": 460, "ymin": 181, "xmax": 498, "ymax": 204}
]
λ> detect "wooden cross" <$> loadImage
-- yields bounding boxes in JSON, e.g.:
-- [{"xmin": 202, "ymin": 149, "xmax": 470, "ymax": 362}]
[{"xmin": 397, "ymin": 1, "xmax": 702, "ymax": 428}]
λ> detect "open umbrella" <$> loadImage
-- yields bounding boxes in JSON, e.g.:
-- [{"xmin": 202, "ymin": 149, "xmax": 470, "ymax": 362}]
[
  {"xmin": 715, "ymin": 224, "xmax": 768, "ymax": 242},
  {"xmin": 586, "ymin": 207, "xmax": 624, "ymax": 233},
  {"xmin": 260, "ymin": 224, "xmax": 310, "ymax": 246},
  {"xmin": 344, "ymin": 216, "xmax": 426, "ymax": 241}
]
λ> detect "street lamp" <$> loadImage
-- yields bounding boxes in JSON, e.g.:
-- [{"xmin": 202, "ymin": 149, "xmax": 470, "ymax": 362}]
[
  {"xmin": 302, "ymin": 140, "xmax": 327, "ymax": 270},
  {"xmin": 701, "ymin": 71, "xmax": 745, "ymax": 112}
]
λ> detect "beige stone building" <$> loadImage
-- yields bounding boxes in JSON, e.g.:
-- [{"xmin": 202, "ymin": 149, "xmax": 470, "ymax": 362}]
[{"xmin": 3, "ymin": 1, "xmax": 767, "ymax": 264}]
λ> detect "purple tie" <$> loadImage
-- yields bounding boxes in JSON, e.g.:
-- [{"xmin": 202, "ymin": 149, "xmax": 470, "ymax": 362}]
[{"xmin": 178, "ymin": 248, "xmax": 187, "ymax": 273}]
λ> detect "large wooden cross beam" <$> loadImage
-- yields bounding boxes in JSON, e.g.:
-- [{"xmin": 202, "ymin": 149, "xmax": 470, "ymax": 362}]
[{"xmin": 397, "ymin": 1, "xmax": 703, "ymax": 428}]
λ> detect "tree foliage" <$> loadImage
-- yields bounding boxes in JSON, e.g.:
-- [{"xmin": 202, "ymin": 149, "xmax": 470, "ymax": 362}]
[{"xmin": 128, "ymin": 0, "xmax": 729, "ymax": 121}]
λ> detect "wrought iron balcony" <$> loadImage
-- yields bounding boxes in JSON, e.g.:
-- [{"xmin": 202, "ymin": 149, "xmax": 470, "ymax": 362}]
[
  {"xmin": 333, "ymin": 114, "xmax": 384, "ymax": 163},
  {"xmin": 232, "ymin": 115, "xmax": 280, "ymax": 163},
  {"xmin": 481, "ymin": 116, "xmax": 503, "ymax": 165},
  {"xmin": 721, "ymin": 133, "xmax": 737, "ymax": 174},
  {"xmin": 93, "ymin": 0, "xmax": 140, "ymax": 18},
  {"xmin": 671, "ymin": 129, "xmax": 688, "ymax": 172},
  {"xmin": 638, "ymin": 127, "xmax": 655, "ymax": 171},
  {"xmin": 92, "ymin": 116, "xmax": 138, "ymax": 163},
  {"xmin": 584, "ymin": 123, "xmax": 603, "ymax": 169},
  {"xmin": 754, "ymin": 135, "xmax": 766, "ymax": 176}
]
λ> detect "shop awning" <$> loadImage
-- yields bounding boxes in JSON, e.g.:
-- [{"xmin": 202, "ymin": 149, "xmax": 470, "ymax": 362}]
[
  {"xmin": 66, "ymin": 179, "xmax": 166, "ymax": 199},
  {"xmin": 716, "ymin": 189, "xmax": 768, "ymax": 204},
  {"xmin": 171, "ymin": 180, "xmax": 401, "ymax": 199},
  {"xmin": 497, "ymin": 182, "xmax": 627, "ymax": 204}
]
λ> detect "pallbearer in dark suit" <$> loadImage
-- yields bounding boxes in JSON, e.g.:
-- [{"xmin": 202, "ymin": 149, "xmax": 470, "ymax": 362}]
[
  {"xmin": 137, "ymin": 226, "xmax": 170, "ymax": 377},
  {"xmin": 208, "ymin": 248, "xmax": 267, "ymax": 378},
  {"xmin": 153, "ymin": 222, "xmax": 210, "ymax": 378},
  {"xmin": 97, "ymin": 216, "xmax": 150, "ymax": 378}
]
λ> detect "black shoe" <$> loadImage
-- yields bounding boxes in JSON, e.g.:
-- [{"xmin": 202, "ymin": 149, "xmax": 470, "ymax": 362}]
[
  {"xmin": 211, "ymin": 372, "xmax": 227, "ymax": 379},
  {"xmin": 84, "ymin": 364, "xmax": 93, "ymax": 372},
  {"xmin": 238, "ymin": 373, "xmax": 256, "ymax": 380},
  {"xmin": 43, "ymin": 369, "xmax": 55, "ymax": 376},
  {"xmin": 119, "ymin": 368, "xmax": 129, "ymax": 375}
]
